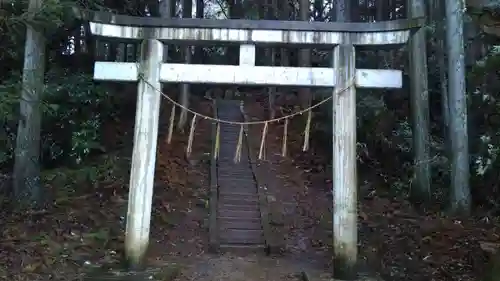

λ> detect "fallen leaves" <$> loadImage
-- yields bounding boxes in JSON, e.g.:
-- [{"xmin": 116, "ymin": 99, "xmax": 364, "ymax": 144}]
[
  {"xmin": 243, "ymin": 95, "xmax": 500, "ymax": 281},
  {"xmin": 0, "ymin": 98, "xmax": 213, "ymax": 281}
]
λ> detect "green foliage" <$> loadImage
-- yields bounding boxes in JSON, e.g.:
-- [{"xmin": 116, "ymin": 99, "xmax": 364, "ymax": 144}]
[
  {"xmin": 42, "ymin": 153, "xmax": 126, "ymax": 199},
  {"xmin": 467, "ymin": 50, "xmax": 500, "ymax": 179},
  {"xmin": 0, "ymin": 70, "xmax": 116, "ymax": 169},
  {"xmin": 1, "ymin": 0, "xmax": 105, "ymax": 35}
]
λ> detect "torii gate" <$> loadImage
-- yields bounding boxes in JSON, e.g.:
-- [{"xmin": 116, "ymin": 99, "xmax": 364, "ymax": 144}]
[{"xmin": 82, "ymin": 10, "xmax": 424, "ymax": 275}]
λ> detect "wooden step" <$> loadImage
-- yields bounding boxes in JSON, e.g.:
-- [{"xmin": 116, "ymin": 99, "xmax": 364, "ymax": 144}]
[
  {"xmin": 219, "ymin": 197, "xmax": 259, "ymax": 206},
  {"xmin": 218, "ymin": 187, "xmax": 256, "ymax": 195},
  {"xmin": 219, "ymin": 243, "xmax": 267, "ymax": 255},
  {"xmin": 217, "ymin": 177, "xmax": 257, "ymax": 183},
  {"xmin": 218, "ymin": 176, "xmax": 254, "ymax": 182},
  {"xmin": 219, "ymin": 229, "xmax": 264, "ymax": 244},
  {"xmin": 217, "ymin": 172, "xmax": 255, "ymax": 179},
  {"xmin": 218, "ymin": 209, "xmax": 261, "ymax": 219},
  {"xmin": 219, "ymin": 203, "xmax": 259, "ymax": 212},
  {"xmin": 219, "ymin": 193, "xmax": 258, "ymax": 203},
  {"xmin": 219, "ymin": 217, "xmax": 262, "ymax": 230},
  {"xmin": 217, "ymin": 156, "xmax": 249, "ymax": 161},
  {"xmin": 218, "ymin": 183, "xmax": 256, "ymax": 190},
  {"xmin": 217, "ymin": 176, "xmax": 255, "ymax": 182}
]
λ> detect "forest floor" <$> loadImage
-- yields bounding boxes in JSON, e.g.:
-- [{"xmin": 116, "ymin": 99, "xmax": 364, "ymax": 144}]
[{"xmin": 0, "ymin": 95, "xmax": 499, "ymax": 281}]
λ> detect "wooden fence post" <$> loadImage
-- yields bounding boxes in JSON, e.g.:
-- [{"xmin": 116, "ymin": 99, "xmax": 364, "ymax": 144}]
[
  {"xmin": 125, "ymin": 39, "xmax": 163, "ymax": 269},
  {"xmin": 332, "ymin": 44, "xmax": 357, "ymax": 280}
]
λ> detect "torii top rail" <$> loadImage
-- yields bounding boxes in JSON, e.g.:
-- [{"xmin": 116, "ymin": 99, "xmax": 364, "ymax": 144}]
[
  {"xmin": 79, "ymin": 8, "xmax": 425, "ymax": 271},
  {"xmin": 81, "ymin": 9, "xmax": 424, "ymax": 88},
  {"xmin": 80, "ymin": 9, "xmax": 424, "ymax": 46}
]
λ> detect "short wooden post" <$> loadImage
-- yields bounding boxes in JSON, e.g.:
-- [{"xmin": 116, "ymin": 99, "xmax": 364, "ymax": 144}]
[
  {"xmin": 125, "ymin": 39, "xmax": 163, "ymax": 269},
  {"xmin": 332, "ymin": 44, "xmax": 357, "ymax": 280}
]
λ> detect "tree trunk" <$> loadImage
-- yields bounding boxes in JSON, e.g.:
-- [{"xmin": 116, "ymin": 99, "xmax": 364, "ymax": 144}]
[
  {"xmin": 194, "ymin": 0, "xmax": 204, "ymax": 64},
  {"xmin": 445, "ymin": 0, "xmax": 471, "ymax": 215},
  {"xmin": 408, "ymin": 0, "xmax": 431, "ymax": 204},
  {"xmin": 177, "ymin": 0, "xmax": 193, "ymax": 130},
  {"xmin": 266, "ymin": 0, "xmax": 278, "ymax": 118},
  {"xmin": 430, "ymin": 0, "xmax": 449, "ymax": 163},
  {"xmin": 298, "ymin": 0, "xmax": 311, "ymax": 108},
  {"xmin": 159, "ymin": 0, "xmax": 172, "ymax": 61},
  {"xmin": 228, "ymin": 0, "xmax": 243, "ymax": 65},
  {"xmin": 335, "ymin": 0, "xmax": 350, "ymax": 22},
  {"xmin": 375, "ymin": 0, "xmax": 385, "ymax": 21},
  {"xmin": 313, "ymin": 0, "xmax": 322, "ymax": 20},
  {"xmin": 13, "ymin": 0, "xmax": 46, "ymax": 208},
  {"xmin": 280, "ymin": 0, "xmax": 290, "ymax": 67}
]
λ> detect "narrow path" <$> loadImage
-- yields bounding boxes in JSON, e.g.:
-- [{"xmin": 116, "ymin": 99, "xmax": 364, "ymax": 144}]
[{"xmin": 214, "ymin": 100, "xmax": 266, "ymax": 253}]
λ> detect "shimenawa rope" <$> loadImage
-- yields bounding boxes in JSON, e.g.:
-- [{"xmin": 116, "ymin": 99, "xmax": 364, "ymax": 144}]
[{"xmin": 138, "ymin": 73, "xmax": 355, "ymax": 162}]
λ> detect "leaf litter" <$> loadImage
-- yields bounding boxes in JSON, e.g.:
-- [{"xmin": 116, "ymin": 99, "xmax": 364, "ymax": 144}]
[{"xmin": 1, "ymin": 96, "xmax": 498, "ymax": 281}]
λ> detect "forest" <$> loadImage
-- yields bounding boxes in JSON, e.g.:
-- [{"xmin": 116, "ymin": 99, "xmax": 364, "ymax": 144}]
[{"xmin": 2, "ymin": 0, "xmax": 500, "ymax": 280}]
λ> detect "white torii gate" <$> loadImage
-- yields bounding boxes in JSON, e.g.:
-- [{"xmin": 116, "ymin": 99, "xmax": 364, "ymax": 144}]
[{"xmin": 84, "ymin": 11, "xmax": 424, "ymax": 272}]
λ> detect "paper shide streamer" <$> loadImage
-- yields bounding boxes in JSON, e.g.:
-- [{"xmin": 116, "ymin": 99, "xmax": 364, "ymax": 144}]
[
  {"xmin": 167, "ymin": 105, "xmax": 176, "ymax": 144},
  {"xmin": 166, "ymin": 102, "xmax": 314, "ymax": 163},
  {"xmin": 282, "ymin": 118, "xmax": 289, "ymax": 157},
  {"xmin": 302, "ymin": 109, "xmax": 312, "ymax": 152},
  {"xmin": 214, "ymin": 122, "xmax": 220, "ymax": 160},
  {"xmin": 234, "ymin": 124, "xmax": 244, "ymax": 163},
  {"xmin": 258, "ymin": 121, "xmax": 268, "ymax": 160},
  {"xmin": 186, "ymin": 114, "xmax": 197, "ymax": 157}
]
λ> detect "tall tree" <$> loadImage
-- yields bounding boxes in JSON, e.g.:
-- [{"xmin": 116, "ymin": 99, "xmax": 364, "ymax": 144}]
[
  {"xmin": 13, "ymin": 0, "xmax": 47, "ymax": 208},
  {"xmin": 279, "ymin": 0, "xmax": 290, "ymax": 70},
  {"xmin": 408, "ymin": 0, "xmax": 431, "ymax": 204},
  {"xmin": 445, "ymin": 0, "xmax": 471, "ymax": 215},
  {"xmin": 375, "ymin": 0, "xmax": 386, "ymax": 21},
  {"xmin": 335, "ymin": 0, "xmax": 350, "ymax": 22},
  {"xmin": 177, "ymin": 0, "xmax": 193, "ymax": 130},
  {"xmin": 267, "ymin": 0, "xmax": 278, "ymax": 118},
  {"xmin": 194, "ymin": 0, "xmax": 204, "ymax": 64},
  {"xmin": 159, "ymin": 0, "xmax": 173, "ymax": 60},
  {"xmin": 430, "ymin": 0, "xmax": 449, "ymax": 137},
  {"xmin": 228, "ymin": 0, "xmax": 243, "ymax": 65},
  {"xmin": 298, "ymin": 0, "xmax": 311, "ymax": 108}
]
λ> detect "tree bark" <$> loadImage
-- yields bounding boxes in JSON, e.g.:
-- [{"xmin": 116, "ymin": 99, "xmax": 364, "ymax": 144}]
[
  {"xmin": 13, "ymin": 0, "xmax": 46, "ymax": 208},
  {"xmin": 445, "ymin": 0, "xmax": 471, "ymax": 215},
  {"xmin": 408, "ymin": 0, "xmax": 431, "ymax": 204},
  {"xmin": 228, "ymin": 0, "xmax": 243, "ymax": 65},
  {"xmin": 194, "ymin": 0, "xmax": 204, "ymax": 64},
  {"xmin": 298, "ymin": 0, "xmax": 311, "ymax": 108},
  {"xmin": 159, "ymin": 0, "xmax": 172, "ymax": 61},
  {"xmin": 177, "ymin": 0, "xmax": 193, "ymax": 130},
  {"xmin": 267, "ymin": 0, "xmax": 278, "ymax": 118},
  {"xmin": 433, "ymin": 0, "xmax": 449, "ymax": 133},
  {"xmin": 429, "ymin": 0, "xmax": 450, "ymax": 168},
  {"xmin": 280, "ymin": 0, "xmax": 290, "ymax": 67}
]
